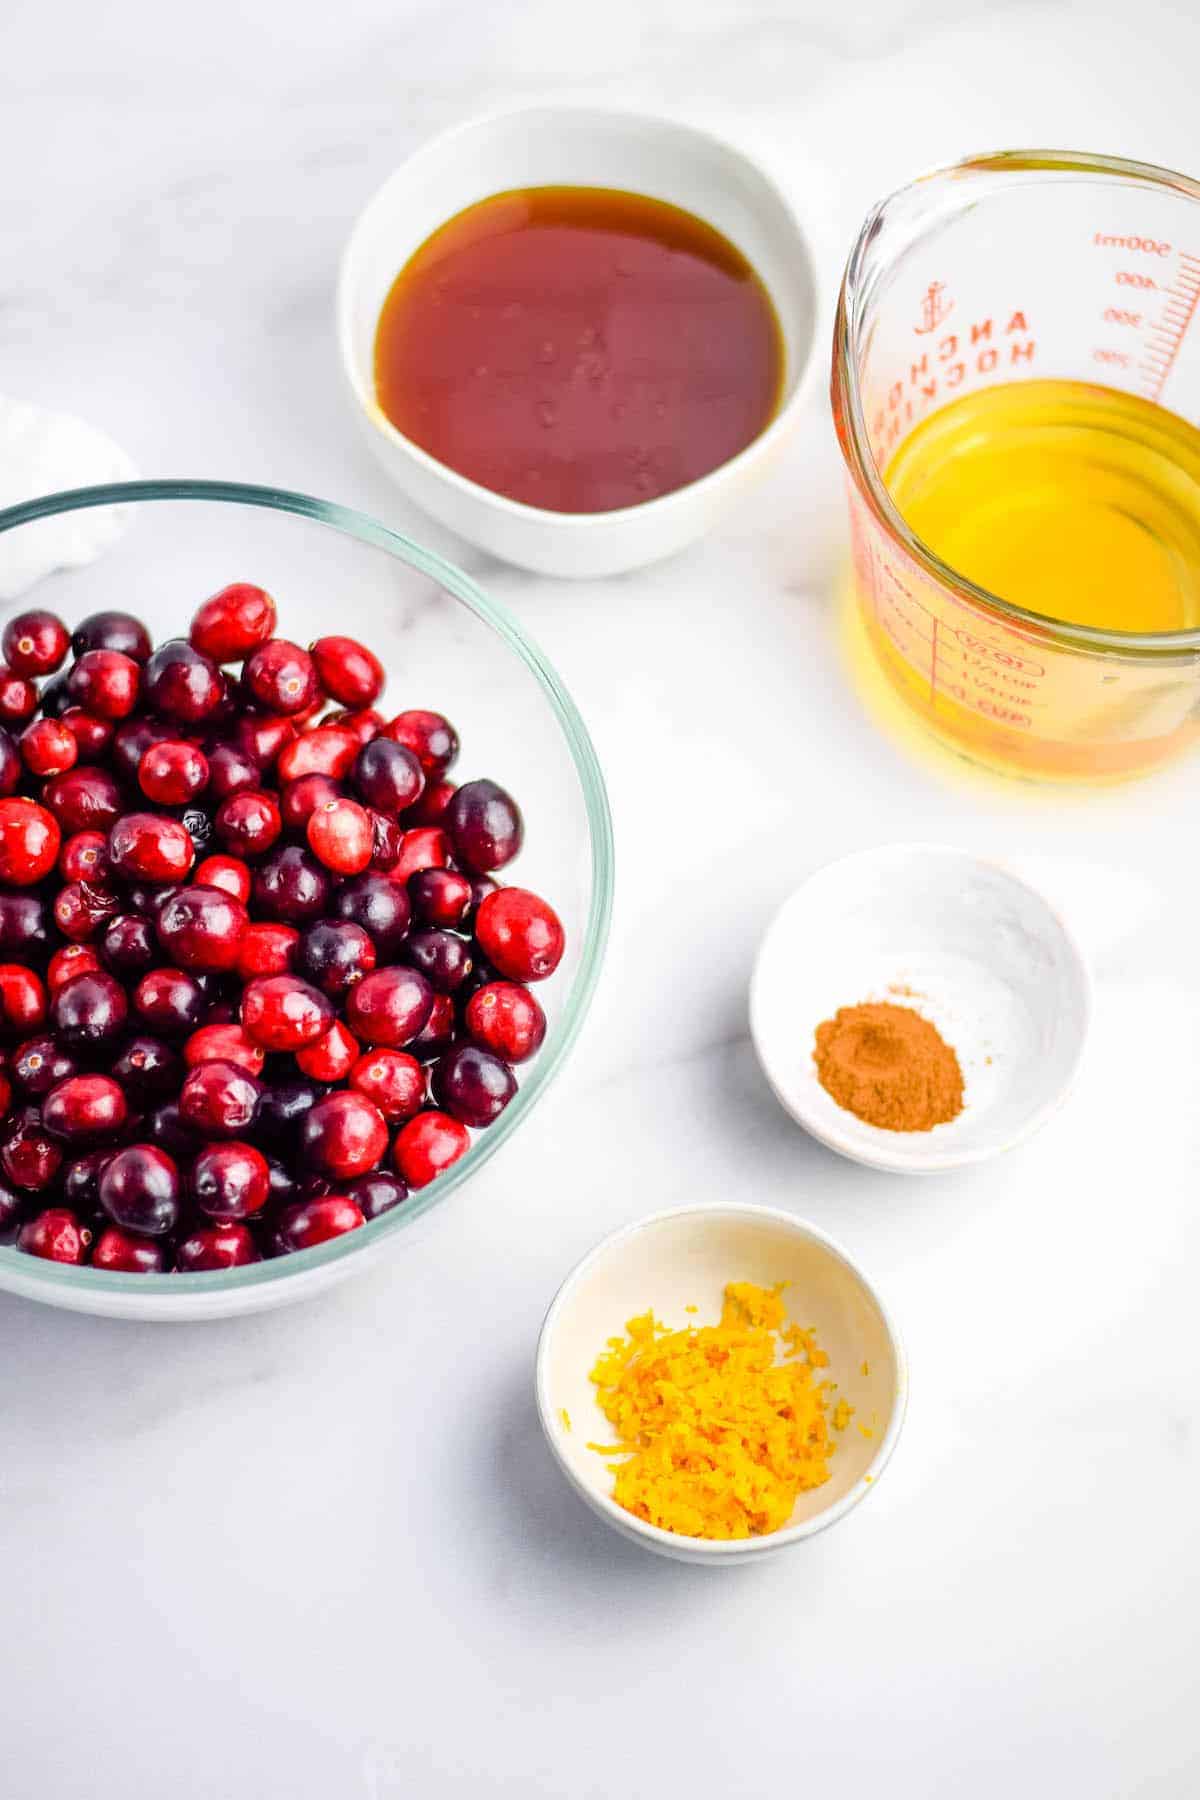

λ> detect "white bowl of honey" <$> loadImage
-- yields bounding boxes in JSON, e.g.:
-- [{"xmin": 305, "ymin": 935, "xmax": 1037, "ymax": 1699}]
[{"xmin": 338, "ymin": 107, "xmax": 819, "ymax": 578}]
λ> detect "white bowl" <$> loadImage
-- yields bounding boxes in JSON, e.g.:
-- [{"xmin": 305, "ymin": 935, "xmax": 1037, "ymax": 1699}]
[
  {"xmin": 750, "ymin": 845, "xmax": 1092, "ymax": 1174},
  {"xmin": 536, "ymin": 1205, "xmax": 906, "ymax": 1564},
  {"xmin": 337, "ymin": 107, "xmax": 819, "ymax": 578}
]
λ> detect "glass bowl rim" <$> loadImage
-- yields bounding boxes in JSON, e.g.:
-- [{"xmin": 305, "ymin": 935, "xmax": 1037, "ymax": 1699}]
[{"xmin": 0, "ymin": 477, "xmax": 614, "ymax": 1297}]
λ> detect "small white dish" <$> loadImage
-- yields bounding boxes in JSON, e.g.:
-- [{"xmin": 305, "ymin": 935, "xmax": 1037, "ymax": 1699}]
[
  {"xmin": 337, "ymin": 106, "xmax": 819, "ymax": 578},
  {"xmin": 536, "ymin": 1204, "xmax": 906, "ymax": 1564},
  {"xmin": 750, "ymin": 845, "xmax": 1092, "ymax": 1174}
]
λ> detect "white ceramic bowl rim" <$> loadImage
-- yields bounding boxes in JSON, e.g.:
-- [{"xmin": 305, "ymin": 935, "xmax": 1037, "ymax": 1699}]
[
  {"xmin": 337, "ymin": 103, "xmax": 820, "ymax": 531},
  {"xmin": 535, "ymin": 1203, "xmax": 908, "ymax": 1558}
]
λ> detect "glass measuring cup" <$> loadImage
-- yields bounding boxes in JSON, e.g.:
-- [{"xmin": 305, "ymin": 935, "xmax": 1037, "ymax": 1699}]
[{"xmin": 832, "ymin": 150, "xmax": 1200, "ymax": 780}]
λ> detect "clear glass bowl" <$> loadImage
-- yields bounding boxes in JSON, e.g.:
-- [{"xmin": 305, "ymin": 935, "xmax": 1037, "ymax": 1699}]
[{"xmin": 0, "ymin": 481, "xmax": 613, "ymax": 1320}]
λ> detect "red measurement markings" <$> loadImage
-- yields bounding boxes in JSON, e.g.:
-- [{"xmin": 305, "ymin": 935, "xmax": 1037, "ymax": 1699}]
[{"xmin": 1138, "ymin": 251, "xmax": 1200, "ymax": 404}]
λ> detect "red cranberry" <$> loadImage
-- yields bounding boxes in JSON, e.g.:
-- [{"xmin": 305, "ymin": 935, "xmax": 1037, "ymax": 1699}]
[
  {"xmin": 175, "ymin": 1222, "xmax": 261, "ymax": 1270},
  {"xmin": 143, "ymin": 638, "xmax": 224, "ymax": 722},
  {"xmin": 207, "ymin": 741, "xmax": 260, "ymax": 800},
  {"xmin": 351, "ymin": 737, "xmax": 424, "ymax": 813},
  {"xmin": 281, "ymin": 773, "xmax": 342, "ymax": 831},
  {"xmin": 54, "ymin": 878, "xmax": 119, "ymax": 943},
  {"xmin": 475, "ymin": 887, "xmax": 564, "ymax": 981},
  {"xmin": 0, "ymin": 797, "xmax": 60, "ymax": 884},
  {"xmin": 241, "ymin": 975, "xmax": 333, "ymax": 1052},
  {"xmin": 51, "ymin": 970, "xmax": 128, "ymax": 1052},
  {"xmin": 0, "ymin": 964, "xmax": 47, "ymax": 1035},
  {"xmin": 233, "ymin": 712, "xmax": 295, "ymax": 768},
  {"xmin": 193, "ymin": 854, "xmax": 251, "ymax": 903},
  {"xmin": 390, "ymin": 827, "xmax": 452, "ymax": 885},
  {"xmin": 67, "ymin": 649, "xmax": 141, "ymax": 720},
  {"xmin": 382, "ymin": 709, "xmax": 459, "ymax": 779},
  {"xmin": 59, "ymin": 828, "xmax": 110, "ymax": 883},
  {"xmin": 156, "ymin": 884, "xmax": 249, "ymax": 972},
  {"xmin": 92, "ymin": 1226, "xmax": 166, "ymax": 1272},
  {"xmin": 47, "ymin": 944, "xmax": 102, "ymax": 994},
  {"xmin": 190, "ymin": 583, "xmax": 277, "ymax": 662},
  {"xmin": 432, "ymin": 1043, "xmax": 516, "ymax": 1127},
  {"xmin": 42, "ymin": 1074, "xmax": 128, "ymax": 1141},
  {"xmin": 108, "ymin": 811, "xmax": 195, "ymax": 884},
  {"xmin": 0, "ymin": 727, "xmax": 20, "ymax": 795},
  {"xmin": 295, "ymin": 1019, "xmax": 359, "ymax": 1081},
  {"xmin": 21, "ymin": 717, "xmax": 77, "ymax": 777},
  {"xmin": 342, "ymin": 1169, "xmax": 408, "ymax": 1220},
  {"xmin": 409, "ymin": 993, "xmax": 456, "ymax": 1063},
  {"xmin": 72, "ymin": 610, "xmax": 152, "ymax": 662},
  {"xmin": 409, "ymin": 867, "xmax": 472, "ymax": 929},
  {"xmin": 402, "ymin": 927, "xmax": 473, "ymax": 994},
  {"xmin": 112, "ymin": 1034, "xmax": 182, "ymax": 1099},
  {"xmin": 272, "ymin": 1196, "xmax": 364, "ymax": 1253},
  {"xmin": 191, "ymin": 1140, "xmax": 269, "ymax": 1218},
  {"xmin": 348, "ymin": 1049, "xmax": 425, "ymax": 1123},
  {"xmin": 277, "ymin": 727, "xmax": 359, "ymax": 784},
  {"xmin": 445, "ymin": 779, "xmax": 524, "ymax": 873},
  {"xmin": 11, "ymin": 1034, "xmax": 77, "ymax": 1095},
  {"xmin": 2, "ymin": 608, "xmax": 69, "ymax": 677},
  {"xmin": 178, "ymin": 1059, "xmax": 262, "ymax": 1139},
  {"xmin": 1, "ymin": 1112, "xmax": 64, "ymax": 1192},
  {"xmin": 236, "ymin": 922, "xmax": 299, "ymax": 981},
  {"xmin": 299, "ymin": 1090, "xmax": 387, "ymax": 1179},
  {"xmin": 243, "ymin": 640, "xmax": 319, "ymax": 715},
  {"xmin": 307, "ymin": 797, "xmax": 372, "ymax": 875},
  {"xmin": 60, "ymin": 707, "xmax": 114, "ymax": 762},
  {"xmin": 17, "ymin": 1207, "xmax": 91, "ymax": 1262},
  {"xmin": 345, "ymin": 966, "xmax": 433, "ymax": 1048},
  {"xmin": 466, "ymin": 981, "xmax": 546, "ymax": 1062},
  {"xmin": 252, "ymin": 845, "xmax": 330, "ymax": 925},
  {"xmin": 326, "ymin": 706, "xmax": 383, "ymax": 746},
  {"xmin": 134, "ymin": 966, "xmax": 206, "ymax": 1035},
  {"xmin": 42, "ymin": 767, "xmax": 122, "ymax": 833},
  {"xmin": 99, "ymin": 1144, "xmax": 181, "ymax": 1235},
  {"xmin": 183, "ymin": 1023, "xmax": 265, "ymax": 1074},
  {"xmin": 310, "ymin": 635, "xmax": 384, "ymax": 707},
  {"xmin": 0, "ymin": 665, "xmax": 38, "ymax": 726},
  {"xmin": 332, "ymin": 873, "xmax": 411, "ymax": 958},
  {"xmin": 393, "ymin": 1109, "xmax": 470, "ymax": 1187},
  {"xmin": 215, "ymin": 789, "xmax": 281, "ymax": 859},
  {"xmin": 138, "ymin": 739, "xmax": 208, "ymax": 805}
]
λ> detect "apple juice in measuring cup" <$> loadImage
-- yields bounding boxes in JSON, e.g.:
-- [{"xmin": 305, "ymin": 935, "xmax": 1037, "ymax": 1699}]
[{"xmin": 833, "ymin": 151, "xmax": 1200, "ymax": 780}]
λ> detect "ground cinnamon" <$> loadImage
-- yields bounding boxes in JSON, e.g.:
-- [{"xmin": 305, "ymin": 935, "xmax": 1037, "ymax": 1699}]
[{"xmin": 813, "ymin": 1000, "xmax": 963, "ymax": 1132}]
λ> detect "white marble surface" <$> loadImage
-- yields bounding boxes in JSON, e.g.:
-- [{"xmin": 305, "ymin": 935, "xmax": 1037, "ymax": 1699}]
[{"xmin": 4, "ymin": 2, "xmax": 1200, "ymax": 1794}]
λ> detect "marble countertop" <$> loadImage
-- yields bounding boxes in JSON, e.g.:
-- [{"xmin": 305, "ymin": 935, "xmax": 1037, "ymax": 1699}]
[{"xmin": 4, "ymin": 2, "xmax": 1199, "ymax": 1795}]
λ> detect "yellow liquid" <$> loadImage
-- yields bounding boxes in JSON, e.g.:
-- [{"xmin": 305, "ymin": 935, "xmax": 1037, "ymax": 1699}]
[{"xmin": 884, "ymin": 380, "xmax": 1200, "ymax": 633}]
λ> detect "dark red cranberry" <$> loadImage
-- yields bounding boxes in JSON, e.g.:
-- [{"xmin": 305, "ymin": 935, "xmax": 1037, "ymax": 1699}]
[
  {"xmin": 134, "ymin": 966, "xmax": 206, "ymax": 1035},
  {"xmin": 2, "ymin": 608, "xmax": 70, "ymax": 677},
  {"xmin": 100, "ymin": 912, "xmax": 156, "ymax": 976},
  {"xmin": 175, "ymin": 1222, "xmax": 261, "ymax": 1270},
  {"xmin": 392, "ymin": 1109, "xmax": 470, "ymax": 1188},
  {"xmin": 190, "ymin": 583, "xmax": 277, "ymax": 662},
  {"xmin": 99, "ymin": 1144, "xmax": 181, "ymax": 1235},
  {"xmin": 42, "ymin": 767, "xmax": 122, "ymax": 834},
  {"xmin": 402, "ymin": 927, "xmax": 473, "ymax": 994},
  {"xmin": 475, "ymin": 887, "xmax": 564, "ymax": 982},
  {"xmin": 143, "ymin": 638, "xmax": 224, "ymax": 722},
  {"xmin": 299, "ymin": 1090, "xmax": 387, "ymax": 1179},
  {"xmin": 107, "ymin": 811, "xmax": 195, "ymax": 883},
  {"xmin": 466, "ymin": 981, "xmax": 547, "ymax": 1062},
  {"xmin": 0, "ymin": 726, "xmax": 21, "ymax": 795},
  {"xmin": 233, "ymin": 712, "xmax": 295, "ymax": 768},
  {"xmin": 191, "ymin": 1140, "xmax": 270, "ymax": 1218},
  {"xmin": 178, "ymin": 1059, "xmax": 261, "ymax": 1139},
  {"xmin": 112, "ymin": 1035, "xmax": 182, "ymax": 1099},
  {"xmin": 17, "ymin": 1207, "xmax": 91, "ymax": 1262},
  {"xmin": 146, "ymin": 1100, "xmax": 202, "ymax": 1159},
  {"xmin": 0, "ymin": 892, "xmax": 51, "ymax": 958},
  {"xmin": 280, "ymin": 773, "xmax": 342, "ymax": 831},
  {"xmin": 345, "ymin": 966, "xmax": 433, "ymax": 1048},
  {"xmin": 92, "ymin": 1227, "xmax": 166, "ymax": 1272},
  {"xmin": 72, "ymin": 610, "xmax": 152, "ymax": 662},
  {"xmin": 252, "ymin": 845, "xmax": 330, "ymax": 925},
  {"xmin": 432, "ymin": 1043, "xmax": 516, "ymax": 1127},
  {"xmin": 0, "ymin": 797, "xmax": 60, "ymax": 884},
  {"xmin": 332, "ymin": 871, "xmax": 410, "ymax": 954},
  {"xmin": 62, "ymin": 1148, "xmax": 115, "ymax": 1214},
  {"xmin": 1, "ymin": 1115, "xmax": 64, "ymax": 1191},
  {"xmin": 307, "ymin": 796, "xmax": 373, "ymax": 875},
  {"xmin": 67, "ymin": 649, "xmax": 141, "ymax": 720},
  {"xmin": 235, "ymin": 922, "xmax": 299, "ymax": 981},
  {"xmin": 342, "ymin": 1169, "xmax": 408, "ymax": 1221},
  {"xmin": 112, "ymin": 717, "xmax": 177, "ymax": 783},
  {"xmin": 206, "ymin": 741, "xmax": 260, "ymax": 801},
  {"xmin": 211, "ymin": 788, "xmax": 280, "ymax": 860},
  {"xmin": 243, "ymin": 640, "xmax": 319, "ymax": 715},
  {"xmin": 445, "ymin": 779, "xmax": 524, "ymax": 873},
  {"xmin": 0, "ymin": 964, "xmax": 48, "ymax": 1035},
  {"xmin": 60, "ymin": 707, "xmax": 114, "ymax": 762},
  {"xmin": 409, "ymin": 993, "xmax": 456, "ymax": 1063},
  {"xmin": 351, "ymin": 737, "xmax": 424, "ymax": 814},
  {"xmin": 10, "ymin": 1034, "xmax": 77, "ymax": 1096},
  {"xmin": 120, "ymin": 881, "xmax": 180, "ymax": 920},
  {"xmin": 295, "ymin": 1018, "xmax": 358, "ymax": 1081},
  {"xmin": 0, "ymin": 665, "xmax": 39, "ymax": 725},
  {"xmin": 310, "ymin": 635, "xmax": 384, "ymax": 707},
  {"xmin": 42, "ymin": 1074, "xmax": 128, "ymax": 1141},
  {"xmin": 408, "ymin": 867, "xmax": 473, "ymax": 929},
  {"xmin": 277, "ymin": 727, "xmax": 359, "ymax": 784},
  {"xmin": 382, "ymin": 709, "xmax": 459, "ymax": 779},
  {"xmin": 272, "ymin": 1196, "xmax": 365, "ymax": 1253},
  {"xmin": 54, "ymin": 878, "xmax": 120, "ymax": 943},
  {"xmin": 240, "ymin": 975, "xmax": 333, "ymax": 1052},
  {"xmin": 348, "ymin": 1048, "xmax": 425, "ymax": 1123},
  {"xmin": 0, "ymin": 1178, "xmax": 25, "ymax": 1231},
  {"xmin": 255, "ymin": 1076, "xmax": 322, "ymax": 1151},
  {"xmin": 51, "ymin": 970, "xmax": 128, "ymax": 1052},
  {"xmin": 297, "ymin": 920, "xmax": 376, "ymax": 998},
  {"xmin": 183, "ymin": 1023, "xmax": 264, "ymax": 1074},
  {"xmin": 21, "ymin": 716, "xmax": 77, "ymax": 777},
  {"xmin": 138, "ymin": 739, "xmax": 208, "ymax": 805},
  {"xmin": 156, "ymin": 884, "xmax": 248, "ymax": 972}
]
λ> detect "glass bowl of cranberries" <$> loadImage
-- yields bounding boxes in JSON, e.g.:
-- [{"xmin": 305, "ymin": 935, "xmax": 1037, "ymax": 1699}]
[{"xmin": 0, "ymin": 480, "xmax": 612, "ymax": 1319}]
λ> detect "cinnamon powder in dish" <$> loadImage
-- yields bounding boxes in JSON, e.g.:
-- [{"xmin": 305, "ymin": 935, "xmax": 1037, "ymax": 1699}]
[{"xmin": 814, "ymin": 1000, "xmax": 963, "ymax": 1132}]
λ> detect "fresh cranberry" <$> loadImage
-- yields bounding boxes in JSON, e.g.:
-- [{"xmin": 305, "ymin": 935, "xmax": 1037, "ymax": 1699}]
[
  {"xmin": 67, "ymin": 649, "xmax": 141, "ymax": 720},
  {"xmin": 348, "ymin": 1049, "xmax": 425, "ymax": 1123},
  {"xmin": 241, "ymin": 975, "xmax": 333, "ymax": 1052},
  {"xmin": 178, "ymin": 1059, "xmax": 262, "ymax": 1139},
  {"xmin": 276, "ymin": 726, "xmax": 359, "ymax": 784},
  {"xmin": 326, "ymin": 707, "xmax": 383, "ymax": 748},
  {"xmin": 143, "ymin": 638, "xmax": 224, "ymax": 722},
  {"xmin": 206, "ymin": 741, "xmax": 260, "ymax": 801},
  {"xmin": 60, "ymin": 707, "xmax": 114, "ymax": 761},
  {"xmin": 54, "ymin": 878, "xmax": 119, "ymax": 943},
  {"xmin": 295, "ymin": 923, "xmax": 372, "ymax": 1000},
  {"xmin": 298, "ymin": 1090, "xmax": 386, "ymax": 1179},
  {"xmin": 272, "ymin": 1196, "xmax": 365, "ymax": 1253},
  {"xmin": 306, "ymin": 797, "xmax": 373, "ymax": 875},
  {"xmin": 243, "ymin": 640, "xmax": 319, "ymax": 715},
  {"xmin": 409, "ymin": 993, "xmax": 456, "ymax": 1063},
  {"xmin": 47, "ymin": 944, "xmax": 102, "ymax": 995},
  {"xmin": 295, "ymin": 1019, "xmax": 358, "ymax": 1082},
  {"xmin": 20, "ymin": 717, "xmax": 77, "ymax": 777},
  {"xmin": 0, "ymin": 1177, "xmax": 24, "ymax": 1230},
  {"xmin": 0, "ymin": 964, "xmax": 47, "ymax": 1035},
  {"xmin": 156, "ymin": 884, "xmax": 249, "ymax": 972},
  {"xmin": 432, "ymin": 1043, "xmax": 516, "ymax": 1127},
  {"xmin": 390, "ymin": 826, "xmax": 452, "ymax": 885},
  {"xmin": 183, "ymin": 1023, "xmax": 265, "ymax": 1074},
  {"xmin": 392, "ymin": 1109, "xmax": 470, "ymax": 1187},
  {"xmin": 280, "ymin": 773, "xmax": 342, "ymax": 832},
  {"xmin": 138, "ymin": 739, "xmax": 208, "ymax": 805},
  {"xmin": 0, "ymin": 727, "xmax": 20, "ymax": 795},
  {"xmin": 62, "ymin": 1147, "xmax": 114, "ymax": 1212},
  {"xmin": 402, "ymin": 927, "xmax": 473, "ymax": 994},
  {"xmin": 345, "ymin": 966, "xmax": 433, "ymax": 1048},
  {"xmin": 10, "ymin": 1034, "xmax": 77, "ymax": 1096},
  {"xmin": 342, "ymin": 1169, "xmax": 408, "ymax": 1220},
  {"xmin": 72, "ymin": 610, "xmax": 152, "ymax": 662},
  {"xmin": 92, "ymin": 1226, "xmax": 166, "ymax": 1273},
  {"xmin": 146, "ymin": 1100, "xmax": 202, "ymax": 1159},
  {"xmin": 175, "ymin": 1222, "xmax": 261, "ymax": 1270},
  {"xmin": 51, "ymin": 969, "xmax": 128, "ymax": 1052},
  {"xmin": 42, "ymin": 1073, "xmax": 127, "ymax": 1142},
  {"xmin": 17, "ymin": 1207, "xmax": 91, "ymax": 1262},
  {"xmin": 190, "ymin": 583, "xmax": 277, "ymax": 662},
  {"xmin": 193, "ymin": 854, "xmax": 251, "ymax": 903},
  {"xmin": 214, "ymin": 789, "xmax": 282, "ymax": 860},
  {"xmin": 382, "ymin": 709, "xmax": 459, "ymax": 779},
  {"xmin": 107, "ymin": 811, "xmax": 195, "ymax": 884},
  {"xmin": 475, "ymin": 887, "xmax": 564, "ymax": 981},
  {"xmin": 1, "ymin": 1114, "xmax": 64, "ymax": 1192},
  {"xmin": 99, "ymin": 912, "xmax": 155, "ymax": 976},
  {"xmin": 0, "ymin": 894, "xmax": 49, "ymax": 963},
  {"xmin": 2, "ymin": 608, "xmax": 70, "ymax": 677},
  {"xmin": 466, "ymin": 981, "xmax": 547, "ymax": 1062},
  {"xmin": 99, "ymin": 1144, "xmax": 181, "ymax": 1235},
  {"xmin": 0, "ymin": 797, "xmax": 60, "ymax": 884},
  {"xmin": 112, "ymin": 1035, "xmax": 182, "ymax": 1100},
  {"xmin": 0, "ymin": 665, "xmax": 38, "ymax": 726},
  {"xmin": 134, "ymin": 966, "xmax": 206, "ymax": 1035},
  {"xmin": 252, "ymin": 845, "xmax": 330, "ymax": 925},
  {"xmin": 235, "ymin": 921, "xmax": 299, "ymax": 981},
  {"xmin": 233, "ymin": 712, "xmax": 295, "ymax": 768},
  {"xmin": 310, "ymin": 635, "xmax": 384, "ymax": 707},
  {"xmin": 351, "ymin": 737, "xmax": 424, "ymax": 813},
  {"xmin": 111, "ymin": 717, "xmax": 176, "ymax": 783},
  {"xmin": 445, "ymin": 779, "xmax": 524, "ymax": 873},
  {"xmin": 190, "ymin": 1140, "xmax": 269, "ymax": 1218},
  {"xmin": 59, "ymin": 829, "xmax": 110, "ymax": 883},
  {"xmin": 42, "ymin": 766, "xmax": 122, "ymax": 834},
  {"xmin": 408, "ymin": 867, "xmax": 473, "ymax": 929},
  {"xmin": 255, "ymin": 1076, "xmax": 322, "ymax": 1152}
]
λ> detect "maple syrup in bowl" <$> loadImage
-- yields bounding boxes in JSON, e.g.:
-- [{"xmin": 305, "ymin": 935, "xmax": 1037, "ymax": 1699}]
[{"xmin": 339, "ymin": 109, "xmax": 819, "ymax": 577}]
